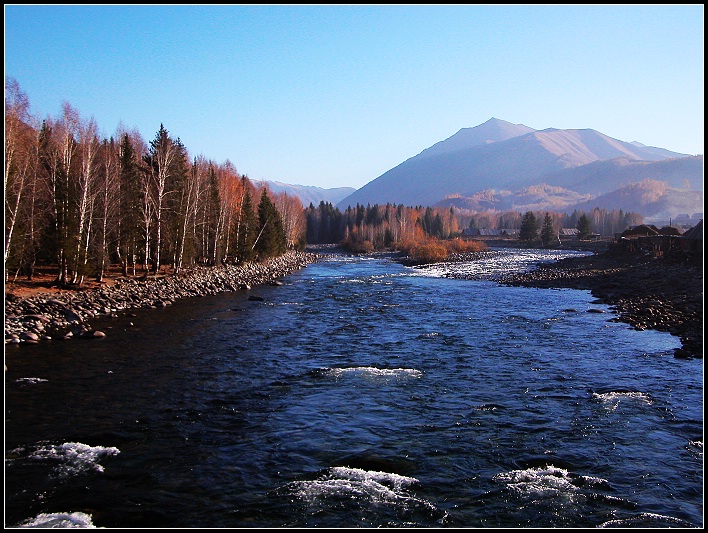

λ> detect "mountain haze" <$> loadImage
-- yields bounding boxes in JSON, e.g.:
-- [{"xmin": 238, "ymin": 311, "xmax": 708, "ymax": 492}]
[{"xmin": 336, "ymin": 118, "xmax": 701, "ymax": 220}]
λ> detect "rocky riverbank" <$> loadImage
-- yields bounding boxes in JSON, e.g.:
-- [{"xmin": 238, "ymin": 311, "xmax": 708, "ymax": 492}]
[
  {"xmin": 5, "ymin": 251, "xmax": 320, "ymax": 345},
  {"xmin": 498, "ymin": 251, "xmax": 703, "ymax": 359}
]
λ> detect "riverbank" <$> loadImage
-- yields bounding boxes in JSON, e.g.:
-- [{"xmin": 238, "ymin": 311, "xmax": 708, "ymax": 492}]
[
  {"xmin": 5, "ymin": 251, "xmax": 319, "ymax": 345},
  {"xmin": 499, "ymin": 251, "xmax": 703, "ymax": 359}
]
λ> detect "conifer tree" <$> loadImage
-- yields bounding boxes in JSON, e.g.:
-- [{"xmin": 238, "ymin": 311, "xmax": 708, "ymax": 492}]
[
  {"xmin": 235, "ymin": 188, "xmax": 257, "ymax": 263},
  {"xmin": 519, "ymin": 211, "xmax": 539, "ymax": 244},
  {"xmin": 540, "ymin": 212, "xmax": 556, "ymax": 248},
  {"xmin": 255, "ymin": 189, "xmax": 286, "ymax": 259},
  {"xmin": 118, "ymin": 133, "xmax": 142, "ymax": 275},
  {"xmin": 577, "ymin": 213, "xmax": 592, "ymax": 240}
]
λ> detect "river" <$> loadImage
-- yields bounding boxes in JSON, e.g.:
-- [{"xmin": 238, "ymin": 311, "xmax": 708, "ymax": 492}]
[{"xmin": 4, "ymin": 250, "xmax": 703, "ymax": 528}]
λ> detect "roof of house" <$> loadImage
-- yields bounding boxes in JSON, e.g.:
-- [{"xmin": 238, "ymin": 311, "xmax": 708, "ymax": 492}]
[{"xmin": 682, "ymin": 219, "xmax": 703, "ymax": 240}]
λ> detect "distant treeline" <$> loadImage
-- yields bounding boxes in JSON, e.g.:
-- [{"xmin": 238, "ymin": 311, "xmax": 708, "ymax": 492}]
[
  {"xmin": 305, "ymin": 201, "xmax": 645, "ymax": 252},
  {"xmin": 5, "ymin": 78, "xmax": 304, "ymax": 286},
  {"xmin": 464, "ymin": 208, "xmax": 644, "ymax": 237},
  {"xmin": 306, "ymin": 202, "xmax": 463, "ymax": 252}
]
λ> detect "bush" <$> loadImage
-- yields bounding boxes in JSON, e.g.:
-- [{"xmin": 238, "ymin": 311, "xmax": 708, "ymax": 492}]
[
  {"xmin": 410, "ymin": 242, "xmax": 449, "ymax": 263},
  {"xmin": 396, "ymin": 236, "xmax": 488, "ymax": 263}
]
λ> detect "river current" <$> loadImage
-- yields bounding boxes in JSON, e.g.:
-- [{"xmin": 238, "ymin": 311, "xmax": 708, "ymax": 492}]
[{"xmin": 4, "ymin": 250, "xmax": 703, "ymax": 528}]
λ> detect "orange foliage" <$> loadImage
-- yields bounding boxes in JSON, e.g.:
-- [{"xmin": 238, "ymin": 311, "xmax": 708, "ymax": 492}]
[{"xmin": 397, "ymin": 236, "xmax": 487, "ymax": 263}]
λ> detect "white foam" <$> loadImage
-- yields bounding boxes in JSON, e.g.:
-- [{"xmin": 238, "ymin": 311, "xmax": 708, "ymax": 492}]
[
  {"xmin": 598, "ymin": 512, "xmax": 694, "ymax": 528},
  {"xmin": 592, "ymin": 391, "xmax": 653, "ymax": 411},
  {"xmin": 16, "ymin": 377, "xmax": 49, "ymax": 384},
  {"xmin": 493, "ymin": 465, "xmax": 608, "ymax": 498},
  {"xmin": 16, "ymin": 511, "xmax": 96, "ymax": 528},
  {"xmin": 28, "ymin": 442, "xmax": 120, "ymax": 477},
  {"xmin": 281, "ymin": 466, "xmax": 435, "ymax": 512},
  {"xmin": 411, "ymin": 249, "xmax": 589, "ymax": 280},
  {"xmin": 326, "ymin": 367, "xmax": 423, "ymax": 379},
  {"xmin": 329, "ymin": 466, "xmax": 418, "ymax": 490}
]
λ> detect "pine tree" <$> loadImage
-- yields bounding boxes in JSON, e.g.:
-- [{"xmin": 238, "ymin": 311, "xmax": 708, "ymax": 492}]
[
  {"xmin": 255, "ymin": 189, "xmax": 286, "ymax": 259},
  {"xmin": 118, "ymin": 134, "xmax": 141, "ymax": 275},
  {"xmin": 235, "ymin": 188, "xmax": 257, "ymax": 263},
  {"xmin": 519, "ymin": 211, "xmax": 539, "ymax": 244},
  {"xmin": 540, "ymin": 212, "xmax": 556, "ymax": 248},
  {"xmin": 577, "ymin": 213, "xmax": 592, "ymax": 240}
]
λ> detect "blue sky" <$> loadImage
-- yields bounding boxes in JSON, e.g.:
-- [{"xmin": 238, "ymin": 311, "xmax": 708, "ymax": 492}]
[{"xmin": 4, "ymin": 4, "xmax": 704, "ymax": 189}]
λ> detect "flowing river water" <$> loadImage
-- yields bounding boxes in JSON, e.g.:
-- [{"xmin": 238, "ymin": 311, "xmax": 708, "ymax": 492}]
[{"xmin": 4, "ymin": 250, "xmax": 703, "ymax": 528}]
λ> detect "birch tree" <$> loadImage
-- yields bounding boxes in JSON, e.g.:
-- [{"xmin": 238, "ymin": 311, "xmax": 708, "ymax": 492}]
[
  {"xmin": 144, "ymin": 124, "xmax": 178, "ymax": 272},
  {"xmin": 4, "ymin": 78, "xmax": 36, "ymax": 271},
  {"xmin": 70, "ymin": 116, "xmax": 101, "ymax": 285}
]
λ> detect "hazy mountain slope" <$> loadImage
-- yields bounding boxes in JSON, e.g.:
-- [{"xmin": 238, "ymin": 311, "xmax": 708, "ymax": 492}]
[
  {"xmin": 336, "ymin": 119, "xmax": 693, "ymax": 209},
  {"xmin": 260, "ymin": 180, "xmax": 356, "ymax": 207},
  {"xmin": 436, "ymin": 184, "xmax": 593, "ymax": 213},
  {"xmin": 566, "ymin": 179, "xmax": 704, "ymax": 221},
  {"xmin": 541, "ymin": 155, "xmax": 703, "ymax": 196}
]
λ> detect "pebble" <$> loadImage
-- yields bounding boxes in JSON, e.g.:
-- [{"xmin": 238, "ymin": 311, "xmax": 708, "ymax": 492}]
[{"xmin": 5, "ymin": 251, "xmax": 319, "ymax": 346}]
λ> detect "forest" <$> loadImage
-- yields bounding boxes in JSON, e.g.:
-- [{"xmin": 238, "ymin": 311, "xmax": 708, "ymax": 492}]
[
  {"xmin": 5, "ymin": 79, "xmax": 304, "ymax": 286},
  {"xmin": 6, "ymin": 77, "xmax": 647, "ymax": 284}
]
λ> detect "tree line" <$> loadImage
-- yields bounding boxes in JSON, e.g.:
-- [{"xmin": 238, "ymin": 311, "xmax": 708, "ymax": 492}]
[
  {"xmin": 5, "ymin": 78, "xmax": 303, "ymax": 286},
  {"xmin": 306, "ymin": 201, "xmax": 645, "ymax": 252},
  {"xmin": 465, "ymin": 207, "xmax": 643, "ymax": 238},
  {"xmin": 517, "ymin": 209, "xmax": 644, "ymax": 247},
  {"xmin": 305, "ymin": 202, "xmax": 461, "ymax": 252}
]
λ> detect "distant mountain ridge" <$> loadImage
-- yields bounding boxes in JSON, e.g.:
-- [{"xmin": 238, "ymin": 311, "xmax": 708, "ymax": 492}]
[
  {"xmin": 258, "ymin": 180, "xmax": 356, "ymax": 207},
  {"xmin": 335, "ymin": 118, "xmax": 702, "ymax": 221}
]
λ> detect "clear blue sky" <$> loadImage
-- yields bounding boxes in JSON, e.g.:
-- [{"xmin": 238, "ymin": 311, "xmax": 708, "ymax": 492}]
[{"xmin": 4, "ymin": 4, "xmax": 704, "ymax": 189}]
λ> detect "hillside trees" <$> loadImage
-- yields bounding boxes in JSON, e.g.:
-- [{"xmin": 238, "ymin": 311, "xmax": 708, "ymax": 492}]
[{"xmin": 3, "ymin": 79, "xmax": 298, "ymax": 284}]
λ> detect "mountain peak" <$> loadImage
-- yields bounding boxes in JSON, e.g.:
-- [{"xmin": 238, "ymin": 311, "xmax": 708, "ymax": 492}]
[
  {"xmin": 416, "ymin": 118, "xmax": 535, "ymax": 160},
  {"xmin": 336, "ymin": 121, "xmax": 698, "ymax": 213}
]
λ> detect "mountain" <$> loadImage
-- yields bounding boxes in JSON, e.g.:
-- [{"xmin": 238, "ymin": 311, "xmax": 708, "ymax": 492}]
[
  {"xmin": 335, "ymin": 118, "xmax": 701, "ymax": 219},
  {"xmin": 540, "ymin": 155, "xmax": 703, "ymax": 195},
  {"xmin": 566, "ymin": 179, "xmax": 704, "ymax": 222},
  {"xmin": 258, "ymin": 180, "xmax": 356, "ymax": 207},
  {"xmin": 437, "ymin": 184, "xmax": 594, "ymax": 213},
  {"xmin": 415, "ymin": 117, "xmax": 535, "ymax": 160}
]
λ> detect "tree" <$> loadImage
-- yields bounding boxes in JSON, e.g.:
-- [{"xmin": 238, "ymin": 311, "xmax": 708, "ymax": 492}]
[
  {"xmin": 540, "ymin": 212, "xmax": 556, "ymax": 248},
  {"xmin": 519, "ymin": 211, "xmax": 539, "ymax": 244},
  {"xmin": 117, "ymin": 132, "xmax": 143, "ymax": 275},
  {"xmin": 70, "ymin": 115, "xmax": 101, "ymax": 285},
  {"xmin": 5, "ymin": 78, "xmax": 37, "ymax": 273},
  {"xmin": 94, "ymin": 137, "xmax": 121, "ymax": 282},
  {"xmin": 235, "ymin": 187, "xmax": 257, "ymax": 263},
  {"xmin": 577, "ymin": 213, "xmax": 592, "ymax": 240},
  {"xmin": 255, "ymin": 188, "xmax": 286, "ymax": 259},
  {"xmin": 144, "ymin": 124, "xmax": 179, "ymax": 272}
]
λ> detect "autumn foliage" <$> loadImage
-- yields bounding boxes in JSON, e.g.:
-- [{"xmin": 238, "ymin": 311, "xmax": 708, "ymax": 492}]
[
  {"xmin": 4, "ymin": 79, "xmax": 303, "ymax": 285},
  {"xmin": 398, "ymin": 237, "xmax": 487, "ymax": 263}
]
